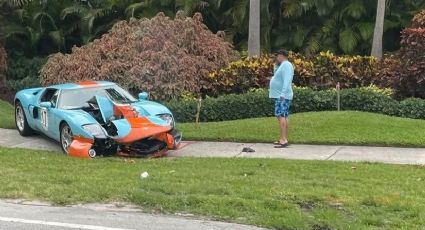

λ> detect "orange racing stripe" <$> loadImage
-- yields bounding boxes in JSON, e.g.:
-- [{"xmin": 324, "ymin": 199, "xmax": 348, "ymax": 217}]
[
  {"xmin": 115, "ymin": 117, "xmax": 172, "ymax": 144},
  {"xmin": 77, "ymin": 81, "xmax": 99, "ymax": 88}
]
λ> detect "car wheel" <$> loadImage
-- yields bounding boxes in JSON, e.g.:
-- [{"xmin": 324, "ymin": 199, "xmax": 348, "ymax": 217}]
[
  {"xmin": 15, "ymin": 101, "xmax": 33, "ymax": 136},
  {"xmin": 60, "ymin": 123, "xmax": 73, "ymax": 154}
]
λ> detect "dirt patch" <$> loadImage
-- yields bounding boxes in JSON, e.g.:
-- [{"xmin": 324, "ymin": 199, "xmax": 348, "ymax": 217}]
[
  {"xmin": 296, "ymin": 200, "xmax": 317, "ymax": 211},
  {"xmin": 311, "ymin": 224, "xmax": 332, "ymax": 230}
]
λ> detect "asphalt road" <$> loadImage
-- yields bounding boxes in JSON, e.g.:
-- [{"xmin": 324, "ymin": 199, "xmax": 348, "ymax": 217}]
[{"xmin": 0, "ymin": 200, "xmax": 265, "ymax": 230}]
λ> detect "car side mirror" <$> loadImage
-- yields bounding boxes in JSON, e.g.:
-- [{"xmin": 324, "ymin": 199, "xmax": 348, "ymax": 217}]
[
  {"xmin": 40, "ymin": 101, "xmax": 52, "ymax": 108},
  {"xmin": 138, "ymin": 92, "xmax": 149, "ymax": 100}
]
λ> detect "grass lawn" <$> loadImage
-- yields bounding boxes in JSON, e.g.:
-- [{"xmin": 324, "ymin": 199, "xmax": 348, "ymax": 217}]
[
  {"xmin": 1, "ymin": 147, "xmax": 425, "ymax": 229},
  {"xmin": 0, "ymin": 99, "xmax": 14, "ymax": 129},
  {"xmin": 178, "ymin": 111, "xmax": 425, "ymax": 147}
]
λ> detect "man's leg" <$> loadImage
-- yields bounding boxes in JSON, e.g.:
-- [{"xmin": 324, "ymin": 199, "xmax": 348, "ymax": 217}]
[
  {"xmin": 277, "ymin": 117, "xmax": 282, "ymax": 142},
  {"xmin": 284, "ymin": 117, "xmax": 289, "ymax": 143},
  {"xmin": 278, "ymin": 117, "xmax": 288, "ymax": 144},
  {"xmin": 276, "ymin": 99, "xmax": 291, "ymax": 146}
]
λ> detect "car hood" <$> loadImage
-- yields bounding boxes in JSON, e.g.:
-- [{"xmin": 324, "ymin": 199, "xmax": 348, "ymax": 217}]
[
  {"xmin": 130, "ymin": 100, "xmax": 172, "ymax": 116},
  {"xmin": 94, "ymin": 96, "xmax": 172, "ymax": 143}
]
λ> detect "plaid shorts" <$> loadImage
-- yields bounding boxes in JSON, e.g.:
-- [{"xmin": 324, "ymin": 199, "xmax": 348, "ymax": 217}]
[{"xmin": 275, "ymin": 99, "xmax": 292, "ymax": 118}]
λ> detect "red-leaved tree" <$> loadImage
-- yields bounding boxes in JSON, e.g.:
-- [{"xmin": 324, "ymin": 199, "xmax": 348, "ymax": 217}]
[
  {"xmin": 41, "ymin": 12, "xmax": 239, "ymax": 100},
  {"xmin": 378, "ymin": 10, "xmax": 425, "ymax": 98}
]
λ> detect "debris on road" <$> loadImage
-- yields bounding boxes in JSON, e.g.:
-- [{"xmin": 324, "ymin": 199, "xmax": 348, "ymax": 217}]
[{"xmin": 242, "ymin": 147, "xmax": 255, "ymax": 153}]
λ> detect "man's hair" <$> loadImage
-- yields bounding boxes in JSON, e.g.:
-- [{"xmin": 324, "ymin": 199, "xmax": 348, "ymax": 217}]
[{"xmin": 276, "ymin": 49, "xmax": 289, "ymax": 57}]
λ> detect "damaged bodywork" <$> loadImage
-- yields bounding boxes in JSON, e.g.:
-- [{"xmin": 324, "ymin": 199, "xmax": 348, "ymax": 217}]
[{"xmin": 14, "ymin": 81, "xmax": 182, "ymax": 158}]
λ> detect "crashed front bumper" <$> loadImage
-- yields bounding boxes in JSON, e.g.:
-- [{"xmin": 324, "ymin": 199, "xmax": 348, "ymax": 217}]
[{"xmin": 68, "ymin": 129, "xmax": 182, "ymax": 159}]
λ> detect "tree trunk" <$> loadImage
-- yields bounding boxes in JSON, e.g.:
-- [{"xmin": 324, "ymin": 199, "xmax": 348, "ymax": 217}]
[
  {"xmin": 248, "ymin": 0, "xmax": 261, "ymax": 57},
  {"xmin": 371, "ymin": 0, "xmax": 386, "ymax": 59}
]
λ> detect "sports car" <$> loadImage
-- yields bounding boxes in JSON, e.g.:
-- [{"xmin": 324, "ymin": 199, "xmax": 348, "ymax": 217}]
[{"xmin": 14, "ymin": 81, "xmax": 182, "ymax": 158}]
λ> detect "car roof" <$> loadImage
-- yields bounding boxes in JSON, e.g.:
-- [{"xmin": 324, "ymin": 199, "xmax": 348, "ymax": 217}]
[{"xmin": 49, "ymin": 81, "xmax": 116, "ymax": 90}]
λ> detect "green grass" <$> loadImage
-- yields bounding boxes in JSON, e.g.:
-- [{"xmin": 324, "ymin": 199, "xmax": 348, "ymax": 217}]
[
  {"xmin": 178, "ymin": 111, "xmax": 425, "ymax": 147},
  {"xmin": 1, "ymin": 147, "xmax": 425, "ymax": 229},
  {"xmin": 0, "ymin": 100, "xmax": 14, "ymax": 129}
]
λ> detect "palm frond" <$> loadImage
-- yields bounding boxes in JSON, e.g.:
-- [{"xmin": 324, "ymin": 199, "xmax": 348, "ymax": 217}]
[
  {"xmin": 48, "ymin": 30, "xmax": 64, "ymax": 51},
  {"xmin": 292, "ymin": 27, "xmax": 311, "ymax": 47},
  {"xmin": 339, "ymin": 28, "xmax": 359, "ymax": 53},
  {"xmin": 305, "ymin": 34, "xmax": 321, "ymax": 54},
  {"xmin": 315, "ymin": 0, "xmax": 335, "ymax": 16},
  {"xmin": 11, "ymin": 0, "xmax": 32, "ymax": 7},
  {"xmin": 32, "ymin": 12, "xmax": 58, "ymax": 32},
  {"xmin": 4, "ymin": 24, "xmax": 28, "ymax": 39},
  {"xmin": 83, "ymin": 8, "xmax": 112, "ymax": 33},
  {"xmin": 125, "ymin": 1, "xmax": 148, "ymax": 19},
  {"xmin": 356, "ymin": 21, "xmax": 374, "ymax": 41},
  {"xmin": 15, "ymin": 9, "xmax": 27, "ymax": 22},
  {"xmin": 224, "ymin": 0, "xmax": 248, "ymax": 28},
  {"xmin": 343, "ymin": 0, "xmax": 366, "ymax": 19},
  {"xmin": 282, "ymin": 0, "xmax": 303, "ymax": 18},
  {"xmin": 61, "ymin": 5, "xmax": 87, "ymax": 20}
]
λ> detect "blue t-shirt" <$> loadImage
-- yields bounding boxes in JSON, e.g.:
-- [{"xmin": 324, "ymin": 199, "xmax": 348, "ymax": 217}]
[{"xmin": 269, "ymin": 60, "xmax": 294, "ymax": 100}]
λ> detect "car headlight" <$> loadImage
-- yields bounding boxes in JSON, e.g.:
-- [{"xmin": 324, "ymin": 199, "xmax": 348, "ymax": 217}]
[
  {"xmin": 82, "ymin": 124, "xmax": 106, "ymax": 138},
  {"xmin": 157, "ymin": 114, "xmax": 174, "ymax": 127}
]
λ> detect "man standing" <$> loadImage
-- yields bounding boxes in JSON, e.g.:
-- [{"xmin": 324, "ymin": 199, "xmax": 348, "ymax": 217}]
[{"xmin": 269, "ymin": 49, "xmax": 294, "ymax": 148}]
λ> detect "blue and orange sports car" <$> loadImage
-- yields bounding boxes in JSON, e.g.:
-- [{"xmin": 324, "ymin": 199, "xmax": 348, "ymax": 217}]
[{"xmin": 14, "ymin": 81, "xmax": 182, "ymax": 158}]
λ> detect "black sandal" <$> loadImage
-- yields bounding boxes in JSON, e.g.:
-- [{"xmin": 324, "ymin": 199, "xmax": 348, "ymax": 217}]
[{"xmin": 274, "ymin": 143, "xmax": 289, "ymax": 148}]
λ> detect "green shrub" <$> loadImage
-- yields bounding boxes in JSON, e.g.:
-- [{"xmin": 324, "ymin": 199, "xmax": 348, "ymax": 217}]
[
  {"xmin": 167, "ymin": 86, "xmax": 425, "ymax": 122},
  {"xmin": 6, "ymin": 55, "xmax": 46, "ymax": 91},
  {"xmin": 340, "ymin": 86, "xmax": 395, "ymax": 113},
  {"xmin": 207, "ymin": 52, "xmax": 378, "ymax": 97},
  {"xmin": 397, "ymin": 98, "xmax": 425, "ymax": 119}
]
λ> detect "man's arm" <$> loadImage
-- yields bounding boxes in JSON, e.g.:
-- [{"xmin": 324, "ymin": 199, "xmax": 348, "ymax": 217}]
[{"xmin": 280, "ymin": 62, "xmax": 291, "ymax": 99}]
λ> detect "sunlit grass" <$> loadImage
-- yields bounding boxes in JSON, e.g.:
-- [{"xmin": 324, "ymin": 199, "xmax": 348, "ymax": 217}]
[{"xmin": 178, "ymin": 111, "xmax": 425, "ymax": 147}]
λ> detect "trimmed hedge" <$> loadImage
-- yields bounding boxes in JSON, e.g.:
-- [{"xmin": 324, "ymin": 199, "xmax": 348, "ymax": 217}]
[{"xmin": 165, "ymin": 86, "xmax": 425, "ymax": 122}]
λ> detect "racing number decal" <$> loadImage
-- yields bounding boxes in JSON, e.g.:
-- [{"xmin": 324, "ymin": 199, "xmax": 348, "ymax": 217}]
[{"xmin": 41, "ymin": 108, "xmax": 48, "ymax": 130}]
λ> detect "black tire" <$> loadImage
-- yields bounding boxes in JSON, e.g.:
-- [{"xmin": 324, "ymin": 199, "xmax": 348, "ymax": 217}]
[
  {"xmin": 15, "ymin": 101, "xmax": 33, "ymax": 136},
  {"xmin": 59, "ymin": 122, "xmax": 73, "ymax": 155}
]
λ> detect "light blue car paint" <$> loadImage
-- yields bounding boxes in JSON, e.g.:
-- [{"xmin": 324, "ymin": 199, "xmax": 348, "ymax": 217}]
[
  {"xmin": 111, "ymin": 119, "xmax": 132, "ymax": 139},
  {"xmin": 14, "ymin": 81, "xmax": 176, "ymax": 144},
  {"xmin": 95, "ymin": 96, "xmax": 115, "ymax": 123}
]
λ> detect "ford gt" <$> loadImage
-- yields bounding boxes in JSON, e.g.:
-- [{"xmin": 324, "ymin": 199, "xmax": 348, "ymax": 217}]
[{"xmin": 14, "ymin": 81, "xmax": 182, "ymax": 158}]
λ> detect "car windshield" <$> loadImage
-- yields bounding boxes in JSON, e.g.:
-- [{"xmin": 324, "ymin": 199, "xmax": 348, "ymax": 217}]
[{"xmin": 58, "ymin": 85, "xmax": 138, "ymax": 109}]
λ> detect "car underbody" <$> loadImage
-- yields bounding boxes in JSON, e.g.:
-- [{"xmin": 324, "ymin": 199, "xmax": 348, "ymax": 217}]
[{"xmin": 91, "ymin": 130, "xmax": 182, "ymax": 158}]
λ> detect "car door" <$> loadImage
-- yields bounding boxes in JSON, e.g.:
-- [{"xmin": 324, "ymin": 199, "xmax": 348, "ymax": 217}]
[{"xmin": 35, "ymin": 89, "xmax": 61, "ymax": 140}]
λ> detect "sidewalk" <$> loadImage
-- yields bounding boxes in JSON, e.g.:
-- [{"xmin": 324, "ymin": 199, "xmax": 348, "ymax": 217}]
[
  {"xmin": 169, "ymin": 142, "xmax": 425, "ymax": 165},
  {"xmin": 1, "ymin": 128, "xmax": 425, "ymax": 165}
]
